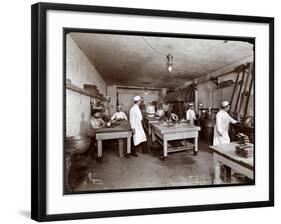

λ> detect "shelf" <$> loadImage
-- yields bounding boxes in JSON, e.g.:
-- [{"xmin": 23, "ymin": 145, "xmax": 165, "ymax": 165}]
[{"xmin": 66, "ymin": 83, "xmax": 105, "ymax": 100}]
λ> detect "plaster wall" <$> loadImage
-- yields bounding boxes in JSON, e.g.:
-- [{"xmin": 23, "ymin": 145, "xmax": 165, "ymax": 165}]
[
  {"xmin": 197, "ymin": 59, "xmax": 253, "ymax": 118},
  {"xmin": 66, "ymin": 36, "xmax": 107, "ymax": 136},
  {"xmin": 107, "ymin": 86, "xmax": 162, "ymax": 116}
]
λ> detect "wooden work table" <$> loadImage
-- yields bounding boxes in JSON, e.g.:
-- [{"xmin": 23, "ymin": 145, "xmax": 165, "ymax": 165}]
[
  {"xmin": 95, "ymin": 121, "xmax": 132, "ymax": 161},
  {"xmin": 210, "ymin": 142, "xmax": 254, "ymax": 184},
  {"xmin": 144, "ymin": 116, "xmax": 160, "ymax": 135},
  {"xmin": 151, "ymin": 123, "xmax": 201, "ymax": 159}
]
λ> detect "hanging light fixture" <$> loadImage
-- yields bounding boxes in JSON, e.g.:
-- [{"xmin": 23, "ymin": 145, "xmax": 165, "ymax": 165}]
[
  {"xmin": 144, "ymin": 88, "xmax": 148, "ymax": 94},
  {"xmin": 167, "ymin": 53, "xmax": 173, "ymax": 72}
]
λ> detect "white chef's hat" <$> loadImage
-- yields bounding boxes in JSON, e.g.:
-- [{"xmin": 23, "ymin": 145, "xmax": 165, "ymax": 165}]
[
  {"xmin": 221, "ymin": 100, "xmax": 230, "ymax": 107},
  {"xmin": 133, "ymin": 95, "xmax": 141, "ymax": 101},
  {"xmin": 189, "ymin": 103, "xmax": 194, "ymax": 106},
  {"xmin": 117, "ymin": 105, "xmax": 122, "ymax": 108}
]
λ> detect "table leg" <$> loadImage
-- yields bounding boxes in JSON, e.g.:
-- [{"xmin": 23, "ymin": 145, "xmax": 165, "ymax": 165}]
[
  {"xmin": 194, "ymin": 136, "xmax": 198, "ymax": 155},
  {"xmin": 214, "ymin": 154, "xmax": 222, "ymax": 184},
  {"xmin": 97, "ymin": 140, "xmax": 102, "ymax": 157},
  {"xmin": 127, "ymin": 137, "xmax": 131, "ymax": 154},
  {"xmin": 163, "ymin": 138, "xmax": 168, "ymax": 158},
  {"xmin": 222, "ymin": 165, "xmax": 232, "ymax": 183},
  {"xmin": 148, "ymin": 123, "xmax": 151, "ymax": 135},
  {"xmin": 97, "ymin": 140, "xmax": 103, "ymax": 163},
  {"xmin": 152, "ymin": 131, "xmax": 156, "ymax": 142},
  {"xmin": 118, "ymin": 139, "xmax": 124, "ymax": 157}
]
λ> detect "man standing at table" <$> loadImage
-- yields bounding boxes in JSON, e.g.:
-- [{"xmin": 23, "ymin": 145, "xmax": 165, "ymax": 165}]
[
  {"xmin": 146, "ymin": 101, "xmax": 155, "ymax": 117},
  {"xmin": 110, "ymin": 105, "xmax": 128, "ymax": 121},
  {"xmin": 186, "ymin": 103, "xmax": 196, "ymax": 125},
  {"xmin": 155, "ymin": 105, "xmax": 165, "ymax": 118},
  {"xmin": 129, "ymin": 96, "xmax": 148, "ymax": 156},
  {"xmin": 213, "ymin": 101, "xmax": 238, "ymax": 145}
]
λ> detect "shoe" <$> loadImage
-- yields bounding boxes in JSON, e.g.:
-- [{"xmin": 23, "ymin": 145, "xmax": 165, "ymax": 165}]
[
  {"xmin": 131, "ymin": 152, "xmax": 138, "ymax": 157},
  {"xmin": 96, "ymin": 157, "xmax": 103, "ymax": 163}
]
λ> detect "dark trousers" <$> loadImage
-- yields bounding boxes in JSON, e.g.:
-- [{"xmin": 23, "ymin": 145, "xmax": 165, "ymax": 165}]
[{"xmin": 131, "ymin": 140, "xmax": 148, "ymax": 154}]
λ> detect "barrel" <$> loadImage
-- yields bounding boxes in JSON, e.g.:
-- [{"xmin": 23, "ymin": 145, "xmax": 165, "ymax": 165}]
[{"xmin": 199, "ymin": 119, "xmax": 215, "ymax": 144}]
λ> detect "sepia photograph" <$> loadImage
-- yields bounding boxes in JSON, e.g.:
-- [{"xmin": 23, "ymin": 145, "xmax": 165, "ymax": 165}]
[{"xmin": 64, "ymin": 30, "xmax": 255, "ymax": 193}]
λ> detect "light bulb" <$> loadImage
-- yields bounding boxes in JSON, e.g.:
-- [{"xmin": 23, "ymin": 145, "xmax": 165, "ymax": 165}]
[{"xmin": 168, "ymin": 65, "xmax": 172, "ymax": 72}]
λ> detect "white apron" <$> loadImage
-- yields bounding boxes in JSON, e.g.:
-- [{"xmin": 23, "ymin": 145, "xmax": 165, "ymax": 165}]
[
  {"xmin": 186, "ymin": 109, "xmax": 196, "ymax": 126},
  {"xmin": 213, "ymin": 110, "xmax": 237, "ymax": 145},
  {"xmin": 146, "ymin": 105, "xmax": 155, "ymax": 114},
  {"xmin": 110, "ymin": 111, "xmax": 128, "ymax": 121},
  {"xmin": 129, "ymin": 104, "xmax": 147, "ymax": 146}
]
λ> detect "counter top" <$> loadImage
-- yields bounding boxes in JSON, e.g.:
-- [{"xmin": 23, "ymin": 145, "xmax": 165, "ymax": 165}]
[
  {"xmin": 151, "ymin": 123, "xmax": 201, "ymax": 134},
  {"xmin": 95, "ymin": 121, "xmax": 131, "ymax": 133}
]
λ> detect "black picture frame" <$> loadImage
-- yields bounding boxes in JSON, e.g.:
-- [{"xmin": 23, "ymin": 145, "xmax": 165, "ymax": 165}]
[{"xmin": 31, "ymin": 2, "xmax": 274, "ymax": 222}]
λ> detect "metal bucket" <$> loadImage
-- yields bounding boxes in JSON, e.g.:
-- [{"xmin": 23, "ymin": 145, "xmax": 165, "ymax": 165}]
[{"xmin": 65, "ymin": 135, "xmax": 91, "ymax": 155}]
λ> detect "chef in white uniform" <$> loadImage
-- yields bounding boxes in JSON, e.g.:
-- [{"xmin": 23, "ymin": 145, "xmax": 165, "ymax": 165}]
[
  {"xmin": 155, "ymin": 105, "xmax": 165, "ymax": 118},
  {"xmin": 110, "ymin": 105, "xmax": 128, "ymax": 121},
  {"xmin": 186, "ymin": 103, "xmax": 196, "ymax": 125},
  {"xmin": 129, "ymin": 96, "xmax": 148, "ymax": 156},
  {"xmin": 146, "ymin": 101, "xmax": 155, "ymax": 117},
  {"xmin": 213, "ymin": 101, "xmax": 238, "ymax": 145}
]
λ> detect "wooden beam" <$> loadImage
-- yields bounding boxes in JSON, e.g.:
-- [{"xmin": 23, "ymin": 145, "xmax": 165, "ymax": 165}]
[{"xmin": 66, "ymin": 83, "xmax": 105, "ymax": 100}]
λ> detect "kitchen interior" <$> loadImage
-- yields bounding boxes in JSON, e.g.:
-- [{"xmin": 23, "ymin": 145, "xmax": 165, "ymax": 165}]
[{"xmin": 65, "ymin": 32, "xmax": 254, "ymax": 192}]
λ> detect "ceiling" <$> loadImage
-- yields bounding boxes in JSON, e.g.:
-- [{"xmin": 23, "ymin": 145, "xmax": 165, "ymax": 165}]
[{"xmin": 70, "ymin": 32, "xmax": 253, "ymax": 89}]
